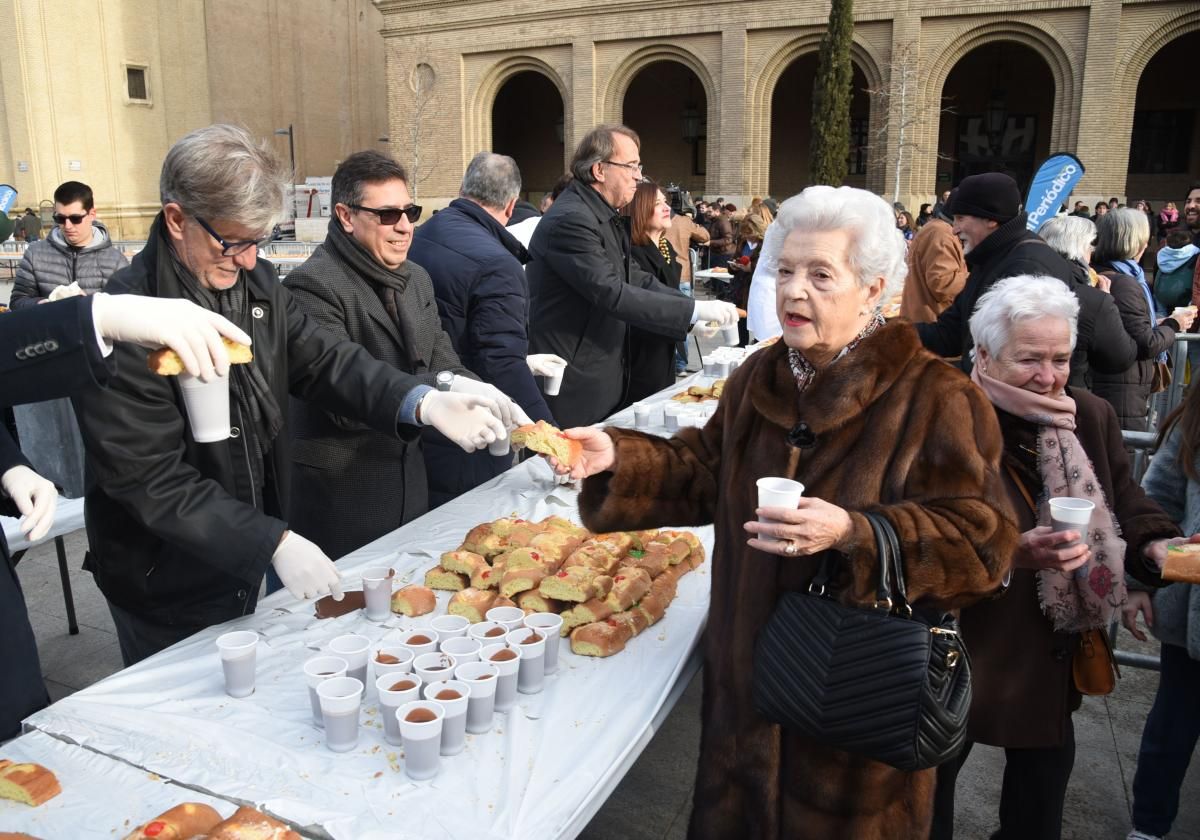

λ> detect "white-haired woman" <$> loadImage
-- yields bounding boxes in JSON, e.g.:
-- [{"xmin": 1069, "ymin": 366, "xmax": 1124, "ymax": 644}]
[
  {"xmin": 1091, "ymin": 208, "xmax": 1195, "ymax": 430},
  {"xmin": 544, "ymin": 186, "xmax": 1018, "ymax": 839},
  {"xmin": 931, "ymin": 275, "xmax": 1178, "ymax": 840}
]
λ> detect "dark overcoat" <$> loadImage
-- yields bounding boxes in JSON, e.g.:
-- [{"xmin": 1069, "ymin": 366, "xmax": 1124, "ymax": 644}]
[
  {"xmin": 579, "ymin": 321, "xmax": 1019, "ymax": 840},
  {"xmin": 628, "ymin": 239, "xmax": 682, "ymax": 403}
]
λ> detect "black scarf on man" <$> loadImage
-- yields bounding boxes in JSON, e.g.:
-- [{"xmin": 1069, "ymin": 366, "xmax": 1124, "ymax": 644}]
[
  {"xmin": 324, "ymin": 217, "xmax": 421, "ymax": 371},
  {"xmin": 160, "ymin": 223, "xmax": 284, "ymax": 501}
]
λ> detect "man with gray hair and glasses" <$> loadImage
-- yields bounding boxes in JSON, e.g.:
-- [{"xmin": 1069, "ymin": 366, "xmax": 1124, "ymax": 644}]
[
  {"xmin": 409, "ymin": 151, "xmax": 557, "ymax": 506},
  {"xmin": 528, "ymin": 124, "xmax": 737, "ymax": 426},
  {"xmin": 71, "ymin": 125, "xmax": 511, "ymax": 665}
]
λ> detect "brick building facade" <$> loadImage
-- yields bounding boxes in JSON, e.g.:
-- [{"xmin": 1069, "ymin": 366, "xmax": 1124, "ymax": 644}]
[{"xmin": 376, "ymin": 0, "xmax": 1199, "ymax": 213}]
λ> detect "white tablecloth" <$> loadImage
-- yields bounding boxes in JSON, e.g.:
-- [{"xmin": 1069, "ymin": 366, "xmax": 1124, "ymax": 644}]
[{"xmin": 18, "ymin": 457, "xmax": 714, "ymax": 839}]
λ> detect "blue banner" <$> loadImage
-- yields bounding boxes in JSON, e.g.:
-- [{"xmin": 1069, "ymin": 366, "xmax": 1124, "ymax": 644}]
[
  {"xmin": 1025, "ymin": 153, "xmax": 1085, "ymax": 232},
  {"xmin": 0, "ymin": 184, "xmax": 15, "ymax": 216}
]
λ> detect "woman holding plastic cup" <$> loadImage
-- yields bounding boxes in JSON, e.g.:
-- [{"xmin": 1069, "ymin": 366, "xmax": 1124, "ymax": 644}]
[
  {"xmin": 540, "ymin": 186, "xmax": 1019, "ymax": 839},
  {"xmin": 931, "ymin": 275, "xmax": 1179, "ymax": 839}
]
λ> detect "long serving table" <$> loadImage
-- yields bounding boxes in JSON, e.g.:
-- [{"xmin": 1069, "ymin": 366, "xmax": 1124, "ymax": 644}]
[{"xmin": 2, "ymin": 379, "xmax": 721, "ymax": 839}]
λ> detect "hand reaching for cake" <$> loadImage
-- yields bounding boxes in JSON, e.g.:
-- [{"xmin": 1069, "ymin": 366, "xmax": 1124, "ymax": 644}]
[{"xmin": 546, "ymin": 427, "xmax": 615, "ymax": 481}]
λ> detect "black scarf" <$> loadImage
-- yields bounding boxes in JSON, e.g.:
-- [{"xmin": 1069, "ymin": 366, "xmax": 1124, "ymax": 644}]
[
  {"xmin": 160, "ymin": 225, "xmax": 283, "ymax": 499},
  {"xmin": 325, "ymin": 217, "xmax": 421, "ymax": 371}
]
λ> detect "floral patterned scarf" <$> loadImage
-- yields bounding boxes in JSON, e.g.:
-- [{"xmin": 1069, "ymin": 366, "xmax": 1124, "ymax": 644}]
[
  {"xmin": 971, "ymin": 366, "xmax": 1127, "ymax": 631},
  {"xmin": 786, "ymin": 313, "xmax": 885, "ymax": 395}
]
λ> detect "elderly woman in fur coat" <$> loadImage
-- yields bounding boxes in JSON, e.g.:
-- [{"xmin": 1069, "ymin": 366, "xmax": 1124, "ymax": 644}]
[{"xmin": 547, "ymin": 186, "xmax": 1019, "ymax": 840}]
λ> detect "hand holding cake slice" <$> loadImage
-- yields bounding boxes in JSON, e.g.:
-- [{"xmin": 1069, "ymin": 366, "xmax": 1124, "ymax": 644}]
[{"xmin": 511, "ymin": 420, "xmax": 582, "ymax": 467}]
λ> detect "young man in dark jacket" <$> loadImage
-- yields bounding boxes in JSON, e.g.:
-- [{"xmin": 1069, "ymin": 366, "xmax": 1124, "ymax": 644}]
[
  {"xmin": 71, "ymin": 126, "xmax": 513, "ymax": 665},
  {"xmin": 409, "ymin": 152, "xmax": 555, "ymax": 507}
]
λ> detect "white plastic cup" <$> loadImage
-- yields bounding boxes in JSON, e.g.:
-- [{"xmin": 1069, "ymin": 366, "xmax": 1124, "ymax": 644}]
[
  {"xmin": 440, "ymin": 636, "xmax": 482, "ymax": 665},
  {"xmin": 178, "ymin": 372, "xmax": 231, "ymax": 443},
  {"xmin": 481, "ymin": 642, "xmax": 521, "ymax": 713},
  {"xmin": 664, "ymin": 403, "xmax": 680, "ymax": 431},
  {"xmin": 216, "ymin": 630, "xmax": 258, "ymax": 698},
  {"xmin": 714, "ymin": 361, "xmax": 730, "ymax": 378},
  {"xmin": 317, "ymin": 676, "xmax": 363, "ymax": 753},
  {"xmin": 756, "ymin": 477, "xmax": 805, "ymax": 523},
  {"xmin": 1049, "ymin": 497, "xmax": 1095, "ymax": 547},
  {"xmin": 633, "ymin": 403, "xmax": 651, "ymax": 429},
  {"xmin": 455, "ymin": 661, "xmax": 499, "ymax": 734},
  {"xmin": 469, "ymin": 620, "xmax": 510, "ymax": 644},
  {"xmin": 506, "ymin": 626, "xmax": 547, "ymax": 694},
  {"xmin": 303, "ymin": 654, "xmax": 348, "ymax": 728},
  {"xmin": 328, "ymin": 634, "xmax": 372, "ymax": 687},
  {"xmin": 489, "ymin": 434, "xmax": 511, "ymax": 457},
  {"xmin": 373, "ymin": 646, "xmax": 414, "ymax": 685},
  {"xmin": 361, "ymin": 567, "xmax": 394, "ymax": 621},
  {"xmin": 523, "ymin": 612, "xmax": 564, "ymax": 675},
  {"xmin": 485, "ymin": 606, "xmax": 525, "ymax": 632},
  {"xmin": 398, "ymin": 628, "xmax": 440, "ymax": 657},
  {"xmin": 397, "ymin": 701, "xmax": 445, "ymax": 780},
  {"xmin": 721, "ymin": 324, "xmax": 740, "ymax": 346},
  {"xmin": 423, "ymin": 680, "xmax": 470, "ymax": 756},
  {"xmin": 702, "ymin": 360, "xmax": 718, "ymax": 377},
  {"xmin": 413, "ymin": 651, "xmax": 457, "ymax": 685},
  {"xmin": 376, "ymin": 672, "xmax": 422, "ymax": 746},
  {"xmin": 542, "ymin": 359, "xmax": 567, "ymax": 396},
  {"xmin": 431, "ymin": 615, "xmax": 470, "ymax": 640}
]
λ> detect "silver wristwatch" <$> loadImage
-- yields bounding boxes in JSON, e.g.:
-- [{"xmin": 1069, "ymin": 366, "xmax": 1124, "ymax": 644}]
[{"xmin": 436, "ymin": 371, "xmax": 455, "ymax": 392}]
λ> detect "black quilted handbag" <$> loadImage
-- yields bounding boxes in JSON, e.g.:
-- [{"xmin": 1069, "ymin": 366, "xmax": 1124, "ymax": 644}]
[{"xmin": 752, "ymin": 511, "xmax": 971, "ymax": 771}]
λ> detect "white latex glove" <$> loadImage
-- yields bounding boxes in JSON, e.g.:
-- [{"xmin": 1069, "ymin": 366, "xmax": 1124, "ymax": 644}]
[
  {"xmin": 526, "ymin": 354, "xmax": 567, "ymax": 377},
  {"xmin": 91, "ymin": 292, "xmax": 253, "ymax": 382},
  {"xmin": 692, "ymin": 300, "xmax": 739, "ymax": 328},
  {"xmin": 689, "ymin": 321, "xmax": 720, "ymax": 339},
  {"xmin": 270, "ymin": 531, "xmax": 344, "ymax": 601},
  {"xmin": 448, "ymin": 375, "xmax": 531, "ymax": 429},
  {"xmin": 419, "ymin": 390, "xmax": 509, "ymax": 452},
  {"xmin": 1, "ymin": 465, "xmax": 58, "ymax": 542},
  {"xmin": 48, "ymin": 282, "xmax": 84, "ymax": 302}
]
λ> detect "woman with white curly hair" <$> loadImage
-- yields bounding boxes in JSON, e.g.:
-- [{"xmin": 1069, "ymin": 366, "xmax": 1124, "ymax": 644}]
[{"xmin": 540, "ymin": 186, "xmax": 1019, "ymax": 839}]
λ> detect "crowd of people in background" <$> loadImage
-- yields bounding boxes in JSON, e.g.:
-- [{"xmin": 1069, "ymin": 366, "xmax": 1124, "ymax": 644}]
[{"xmin": 4, "ymin": 121, "xmax": 1200, "ymax": 840}]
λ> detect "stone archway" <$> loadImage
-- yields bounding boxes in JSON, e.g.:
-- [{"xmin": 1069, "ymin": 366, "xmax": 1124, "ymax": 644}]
[
  {"xmin": 467, "ymin": 56, "xmax": 570, "ymax": 177},
  {"xmin": 492, "ymin": 71, "xmax": 567, "ymax": 200},
  {"xmin": 621, "ymin": 60, "xmax": 708, "ymax": 194}
]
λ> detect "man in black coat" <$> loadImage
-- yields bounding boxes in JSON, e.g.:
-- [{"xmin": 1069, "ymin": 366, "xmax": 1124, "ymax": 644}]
[
  {"xmin": 916, "ymin": 173, "xmax": 1124, "ymax": 384},
  {"xmin": 410, "ymin": 152, "xmax": 556, "ymax": 507},
  {"xmin": 71, "ymin": 126, "xmax": 512, "ymax": 666},
  {"xmin": 1, "ymin": 292, "xmax": 254, "ymax": 738},
  {"xmin": 527, "ymin": 124, "xmax": 737, "ymax": 426}
]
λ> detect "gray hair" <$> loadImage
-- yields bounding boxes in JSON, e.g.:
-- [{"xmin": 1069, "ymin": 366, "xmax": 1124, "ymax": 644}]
[
  {"xmin": 569, "ymin": 124, "xmax": 640, "ymax": 184},
  {"xmin": 1039, "ymin": 215, "xmax": 1095, "ymax": 263},
  {"xmin": 1094, "ymin": 207, "xmax": 1150, "ymax": 263},
  {"xmin": 160, "ymin": 124, "xmax": 290, "ymax": 234},
  {"xmin": 460, "ymin": 152, "xmax": 522, "ymax": 210},
  {"xmin": 969, "ymin": 274, "xmax": 1079, "ymax": 360},
  {"xmin": 759, "ymin": 185, "xmax": 907, "ymax": 305}
]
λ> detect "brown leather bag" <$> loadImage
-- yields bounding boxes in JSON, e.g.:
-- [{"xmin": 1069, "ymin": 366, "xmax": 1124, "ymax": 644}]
[{"xmin": 1073, "ymin": 627, "xmax": 1119, "ymax": 695}]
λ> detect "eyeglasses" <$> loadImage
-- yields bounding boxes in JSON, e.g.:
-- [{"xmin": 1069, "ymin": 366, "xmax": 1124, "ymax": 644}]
[
  {"xmin": 53, "ymin": 213, "xmax": 88, "ymax": 225},
  {"xmin": 349, "ymin": 204, "xmax": 422, "ymax": 225},
  {"xmin": 195, "ymin": 216, "xmax": 280, "ymax": 257},
  {"xmin": 602, "ymin": 160, "xmax": 643, "ymax": 176}
]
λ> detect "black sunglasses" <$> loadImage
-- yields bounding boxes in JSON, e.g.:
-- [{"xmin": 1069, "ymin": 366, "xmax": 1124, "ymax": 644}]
[
  {"xmin": 53, "ymin": 213, "xmax": 88, "ymax": 225},
  {"xmin": 349, "ymin": 204, "xmax": 422, "ymax": 225},
  {"xmin": 195, "ymin": 216, "xmax": 280, "ymax": 257}
]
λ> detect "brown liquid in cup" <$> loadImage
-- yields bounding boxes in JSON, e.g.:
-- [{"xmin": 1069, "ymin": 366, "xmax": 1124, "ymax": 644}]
[
  {"xmin": 521, "ymin": 632, "xmax": 542, "ymax": 645},
  {"xmin": 435, "ymin": 689, "xmax": 461, "ymax": 701},
  {"xmin": 425, "ymin": 665, "xmax": 446, "ymax": 672},
  {"xmin": 491, "ymin": 648, "xmax": 518, "ymax": 662},
  {"xmin": 316, "ymin": 671, "xmax": 334, "ymax": 676},
  {"xmin": 389, "ymin": 679, "xmax": 416, "ymax": 691},
  {"xmin": 477, "ymin": 674, "xmax": 493, "ymax": 680},
  {"xmin": 484, "ymin": 627, "xmax": 506, "ymax": 637},
  {"xmin": 376, "ymin": 653, "xmax": 400, "ymax": 664},
  {"xmin": 407, "ymin": 635, "xmax": 432, "ymax": 645},
  {"xmin": 405, "ymin": 707, "xmax": 437, "ymax": 723}
]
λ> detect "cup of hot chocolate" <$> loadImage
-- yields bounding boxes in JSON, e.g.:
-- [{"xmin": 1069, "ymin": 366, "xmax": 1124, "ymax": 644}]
[
  {"xmin": 361, "ymin": 567, "xmax": 394, "ymax": 621},
  {"xmin": 480, "ymin": 642, "xmax": 521, "ymax": 713},
  {"xmin": 430, "ymin": 614, "xmax": 470, "ymax": 640},
  {"xmin": 505, "ymin": 626, "xmax": 547, "ymax": 694},
  {"xmin": 215, "ymin": 630, "xmax": 259, "ymax": 698},
  {"xmin": 398, "ymin": 628, "xmax": 440, "ymax": 658},
  {"xmin": 397, "ymin": 700, "xmax": 446, "ymax": 781},
  {"xmin": 523, "ymin": 612, "xmax": 564, "ymax": 675},
  {"xmin": 1049, "ymin": 497, "xmax": 1095, "ymax": 548},
  {"xmin": 317, "ymin": 676, "xmax": 364, "ymax": 753},
  {"xmin": 423, "ymin": 679, "xmax": 470, "ymax": 756},
  {"xmin": 178, "ymin": 372, "xmax": 231, "ymax": 443},
  {"xmin": 413, "ymin": 651, "xmax": 458, "ymax": 685},
  {"xmin": 468, "ymin": 621, "xmax": 508, "ymax": 644},
  {"xmin": 454, "ymin": 661, "xmax": 500, "ymax": 734},
  {"xmin": 303, "ymin": 654, "xmax": 348, "ymax": 728},
  {"xmin": 376, "ymin": 672, "xmax": 422, "ymax": 746},
  {"xmin": 485, "ymin": 606, "xmax": 525, "ymax": 632},
  {"xmin": 373, "ymin": 646, "xmax": 414, "ymax": 685},
  {"xmin": 756, "ymin": 477, "xmax": 805, "ymax": 524},
  {"xmin": 327, "ymin": 633, "xmax": 372, "ymax": 687},
  {"xmin": 440, "ymin": 636, "xmax": 482, "ymax": 665}
]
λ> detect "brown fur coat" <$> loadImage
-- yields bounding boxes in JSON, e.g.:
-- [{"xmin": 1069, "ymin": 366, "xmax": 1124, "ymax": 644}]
[{"xmin": 579, "ymin": 321, "xmax": 1018, "ymax": 840}]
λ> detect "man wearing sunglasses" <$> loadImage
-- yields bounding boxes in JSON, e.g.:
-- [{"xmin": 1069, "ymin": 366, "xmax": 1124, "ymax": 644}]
[
  {"xmin": 9, "ymin": 181, "xmax": 128, "ymax": 309},
  {"xmin": 70, "ymin": 126, "xmax": 512, "ymax": 665}
]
